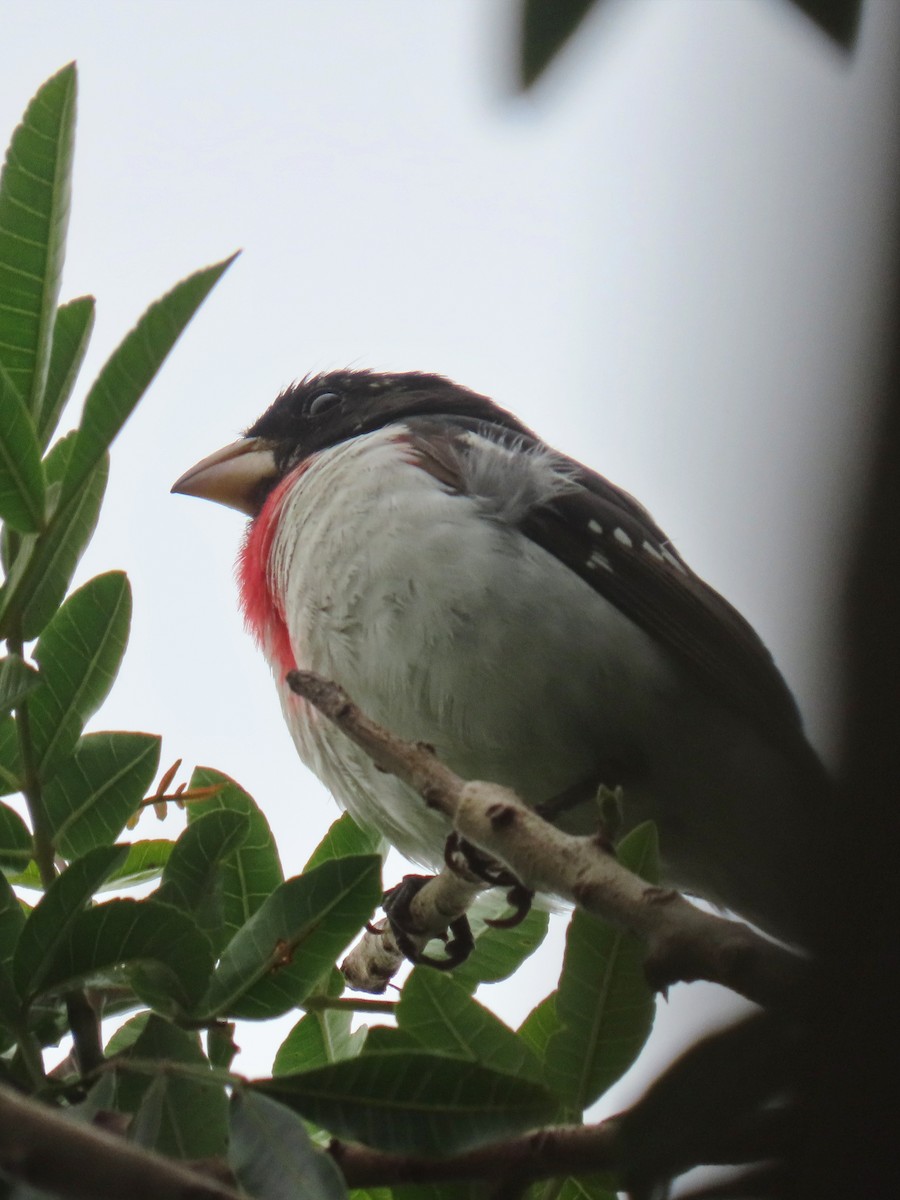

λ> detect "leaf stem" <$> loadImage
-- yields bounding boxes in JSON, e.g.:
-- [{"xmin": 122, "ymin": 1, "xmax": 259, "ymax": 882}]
[
  {"xmin": 304, "ymin": 995, "xmax": 398, "ymax": 1015},
  {"xmin": 8, "ymin": 627, "xmax": 104, "ymax": 1080},
  {"xmin": 64, "ymin": 993, "xmax": 104, "ymax": 1076},
  {"xmin": 8, "ymin": 630, "xmax": 55, "ymax": 889}
]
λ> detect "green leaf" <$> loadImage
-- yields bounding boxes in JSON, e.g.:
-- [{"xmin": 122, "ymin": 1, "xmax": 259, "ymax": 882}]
[
  {"xmin": 0, "ymin": 801, "xmax": 31, "ymax": 873},
  {"xmin": 32, "ymin": 896, "xmax": 214, "ymax": 1013},
  {"xmin": 0, "ymin": 870, "xmax": 25, "ymax": 968},
  {"xmin": 254, "ymin": 1051, "xmax": 559, "ymax": 1156},
  {"xmin": 398, "ymin": 969, "xmax": 543, "ymax": 1083},
  {"xmin": 517, "ymin": 992, "xmax": 562, "ymax": 1061},
  {"xmin": 207, "ymin": 1021, "xmax": 239, "ymax": 1071},
  {"xmin": 0, "ymin": 370, "xmax": 45, "ymax": 531},
  {"xmin": 361, "ymin": 1027, "xmax": 420, "ymax": 1054},
  {"xmin": 115, "ymin": 1014, "xmax": 228, "ymax": 1159},
  {"xmin": 29, "ymin": 571, "xmax": 131, "ymax": 778},
  {"xmin": 450, "ymin": 904, "xmax": 549, "ymax": 992},
  {"xmin": 304, "ymin": 811, "xmax": 382, "ymax": 871},
  {"xmin": 186, "ymin": 767, "xmax": 283, "ymax": 939},
  {"xmin": 44, "ymin": 731, "xmax": 161, "ymax": 858},
  {"xmin": 98, "ymin": 838, "xmax": 173, "ymax": 889},
  {"xmin": 104, "ymin": 1011, "xmax": 149, "ymax": 1057},
  {"xmin": 59, "ymin": 253, "xmax": 238, "ymax": 507},
  {"xmin": 389, "ymin": 1187, "xmax": 481, "ymax": 1200},
  {"xmin": 5, "ymin": 859, "xmax": 41, "ymax": 891},
  {"xmin": 37, "ymin": 295, "xmax": 95, "ymax": 448},
  {"xmin": 788, "ymin": 0, "xmax": 861, "ymax": 49},
  {"xmin": 1, "ymin": 441, "xmax": 109, "ymax": 641},
  {"xmin": 196, "ymin": 855, "xmax": 381, "ymax": 1021},
  {"xmin": 543, "ymin": 823, "xmax": 659, "ymax": 1110},
  {"xmin": 14, "ymin": 843, "xmax": 126, "ymax": 997},
  {"xmin": 518, "ymin": 0, "xmax": 598, "ymax": 90},
  {"xmin": 0, "ymin": 871, "xmax": 26, "ymax": 1025},
  {"xmin": 556, "ymin": 1178, "xmax": 618, "ymax": 1200},
  {"xmin": 156, "ymin": 809, "xmax": 250, "ymax": 934},
  {"xmin": 0, "ymin": 250, "xmax": 234, "ymax": 641},
  {"xmin": 0, "ymin": 654, "xmax": 39, "ymax": 716},
  {"xmin": 0, "ymin": 63, "xmax": 76, "ymax": 411},
  {"xmin": 274, "ymin": 1006, "xmax": 366, "ymax": 1076},
  {"xmin": 0, "ymin": 715, "xmax": 21, "ymax": 795},
  {"xmin": 230, "ymin": 1091, "xmax": 348, "ymax": 1200}
]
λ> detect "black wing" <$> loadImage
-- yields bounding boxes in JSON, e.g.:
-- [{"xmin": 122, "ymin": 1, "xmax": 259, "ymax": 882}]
[{"xmin": 405, "ymin": 413, "xmax": 817, "ymax": 772}]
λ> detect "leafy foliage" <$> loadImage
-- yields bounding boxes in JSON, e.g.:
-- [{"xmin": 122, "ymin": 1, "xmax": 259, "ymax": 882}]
[
  {"xmin": 516, "ymin": 0, "xmax": 861, "ymax": 90},
  {"xmin": 0, "ymin": 65, "xmax": 661, "ymax": 1199},
  {"xmin": 255, "ymin": 1051, "xmax": 560, "ymax": 1157},
  {"xmin": 540, "ymin": 824, "xmax": 658, "ymax": 1111}
]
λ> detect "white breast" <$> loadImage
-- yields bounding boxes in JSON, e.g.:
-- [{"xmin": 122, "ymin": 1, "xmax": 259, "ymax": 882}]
[{"xmin": 264, "ymin": 427, "xmax": 683, "ymax": 865}]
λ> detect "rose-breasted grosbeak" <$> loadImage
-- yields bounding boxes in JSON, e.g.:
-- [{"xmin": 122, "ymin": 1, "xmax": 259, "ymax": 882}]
[{"xmin": 173, "ymin": 370, "xmax": 827, "ymax": 946}]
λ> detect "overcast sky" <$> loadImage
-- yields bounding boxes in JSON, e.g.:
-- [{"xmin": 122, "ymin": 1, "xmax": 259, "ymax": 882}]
[{"xmin": 4, "ymin": 0, "xmax": 899, "ymax": 1099}]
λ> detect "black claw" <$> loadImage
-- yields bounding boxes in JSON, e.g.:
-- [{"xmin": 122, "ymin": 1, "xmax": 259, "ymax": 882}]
[
  {"xmin": 484, "ymin": 883, "xmax": 535, "ymax": 928},
  {"xmin": 381, "ymin": 873, "xmax": 432, "ymax": 941},
  {"xmin": 444, "ymin": 833, "xmax": 518, "ymax": 888},
  {"xmin": 382, "ymin": 872, "xmax": 476, "ymax": 970},
  {"xmin": 444, "ymin": 830, "xmax": 463, "ymax": 871},
  {"xmin": 409, "ymin": 916, "xmax": 475, "ymax": 970},
  {"xmin": 442, "ymin": 833, "xmax": 534, "ymax": 929}
]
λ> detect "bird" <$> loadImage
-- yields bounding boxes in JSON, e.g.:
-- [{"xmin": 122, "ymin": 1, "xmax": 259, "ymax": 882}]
[{"xmin": 172, "ymin": 370, "xmax": 828, "ymax": 947}]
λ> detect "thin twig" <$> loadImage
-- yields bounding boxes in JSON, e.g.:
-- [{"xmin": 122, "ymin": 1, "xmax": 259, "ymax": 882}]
[
  {"xmin": 65, "ymin": 992, "xmax": 105, "ymax": 1077},
  {"xmin": 303, "ymin": 994, "xmax": 399, "ymax": 1015}
]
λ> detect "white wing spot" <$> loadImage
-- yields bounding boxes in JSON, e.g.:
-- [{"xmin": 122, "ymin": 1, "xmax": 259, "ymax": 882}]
[
  {"xmin": 661, "ymin": 545, "xmax": 687, "ymax": 574},
  {"xmin": 588, "ymin": 518, "xmax": 604, "ymax": 535},
  {"xmin": 588, "ymin": 549, "xmax": 613, "ymax": 572},
  {"xmin": 642, "ymin": 540, "xmax": 664, "ymax": 562},
  {"xmin": 613, "ymin": 527, "xmax": 633, "ymax": 548}
]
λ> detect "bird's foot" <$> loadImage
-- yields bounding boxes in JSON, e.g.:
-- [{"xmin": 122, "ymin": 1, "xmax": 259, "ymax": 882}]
[
  {"xmin": 382, "ymin": 874, "xmax": 475, "ymax": 970},
  {"xmin": 444, "ymin": 833, "xmax": 534, "ymax": 928}
]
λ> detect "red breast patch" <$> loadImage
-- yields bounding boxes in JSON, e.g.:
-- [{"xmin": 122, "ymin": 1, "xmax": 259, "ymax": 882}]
[{"xmin": 237, "ymin": 465, "xmax": 308, "ymax": 675}]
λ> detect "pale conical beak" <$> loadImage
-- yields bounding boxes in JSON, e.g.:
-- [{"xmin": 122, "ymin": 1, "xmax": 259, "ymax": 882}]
[{"xmin": 171, "ymin": 437, "xmax": 278, "ymax": 517}]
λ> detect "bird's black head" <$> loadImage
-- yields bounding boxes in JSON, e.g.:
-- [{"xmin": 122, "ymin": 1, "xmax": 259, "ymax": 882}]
[
  {"xmin": 246, "ymin": 369, "xmax": 533, "ymax": 475},
  {"xmin": 173, "ymin": 369, "xmax": 535, "ymax": 517}
]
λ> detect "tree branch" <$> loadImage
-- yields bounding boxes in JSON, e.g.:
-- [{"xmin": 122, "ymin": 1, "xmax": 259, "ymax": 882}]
[
  {"xmin": 287, "ymin": 669, "xmax": 807, "ymax": 1008},
  {"xmin": 342, "ymin": 865, "xmax": 485, "ymax": 991},
  {"xmin": 330, "ymin": 1118, "xmax": 622, "ymax": 1187},
  {"xmin": 0, "ymin": 1084, "xmax": 243, "ymax": 1200}
]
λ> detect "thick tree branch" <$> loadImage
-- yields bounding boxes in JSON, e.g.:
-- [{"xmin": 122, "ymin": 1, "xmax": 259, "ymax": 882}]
[
  {"xmin": 287, "ymin": 669, "xmax": 807, "ymax": 1008},
  {"xmin": 0, "ymin": 1084, "xmax": 243, "ymax": 1200},
  {"xmin": 330, "ymin": 1118, "xmax": 622, "ymax": 1187}
]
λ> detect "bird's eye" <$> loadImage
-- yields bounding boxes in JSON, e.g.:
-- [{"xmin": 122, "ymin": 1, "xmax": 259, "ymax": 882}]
[{"xmin": 309, "ymin": 391, "xmax": 341, "ymax": 416}]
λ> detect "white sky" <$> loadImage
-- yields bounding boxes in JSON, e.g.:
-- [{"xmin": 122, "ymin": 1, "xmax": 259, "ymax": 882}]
[{"xmin": 4, "ymin": 0, "xmax": 899, "ymax": 1107}]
